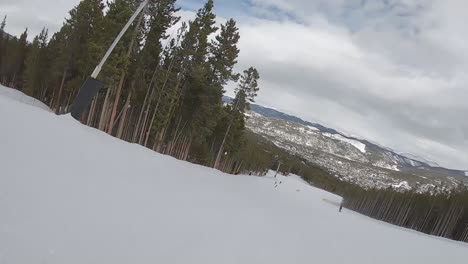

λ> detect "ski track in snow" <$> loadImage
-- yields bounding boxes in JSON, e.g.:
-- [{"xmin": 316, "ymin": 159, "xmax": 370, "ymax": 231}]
[{"xmin": 0, "ymin": 90, "xmax": 467, "ymax": 263}]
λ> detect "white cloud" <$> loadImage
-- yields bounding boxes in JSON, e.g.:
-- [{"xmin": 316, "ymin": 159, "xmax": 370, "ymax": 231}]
[
  {"xmin": 232, "ymin": 1, "xmax": 468, "ymax": 169},
  {"xmin": 0, "ymin": 0, "xmax": 82, "ymax": 39}
]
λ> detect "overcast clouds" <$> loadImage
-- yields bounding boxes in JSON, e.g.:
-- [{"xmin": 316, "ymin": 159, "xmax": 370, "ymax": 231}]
[{"xmin": 1, "ymin": 0, "xmax": 467, "ymax": 170}]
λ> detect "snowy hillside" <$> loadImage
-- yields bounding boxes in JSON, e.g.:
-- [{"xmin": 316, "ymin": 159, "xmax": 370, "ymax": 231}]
[
  {"xmin": 1, "ymin": 91, "xmax": 468, "ymax": 263},
  {"xmin": 323, "ymin": 132, "xmax": 366, "ymax": 153},
  {"xmin": 0, "ymin": 84, "xmax": 50, "ymax": 111},
  {"xmin": 233, "ymin": 96, "xmax": 467, "ymax": 173},
  {"xmin": 246, "ymin": 112, "xmax": 468, "ymax": 193}
]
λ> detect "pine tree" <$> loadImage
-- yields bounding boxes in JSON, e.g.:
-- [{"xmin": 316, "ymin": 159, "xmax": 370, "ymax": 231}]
[
  {"xmin": 138, "ymin": 0, "xmax": 180, "ymax": 75},
  {"xmin": 145, "ymin": 23, "xmax": 188, "ymax": 151},
  {"xmin": 233, "ymin": 67, "xmax": 260, "ymax": 110},
  {"xmin": 95, "ymin": 0, "xmax": 139, "ymax": 133},
  {"xmin": 109, "ymin": 0, "xmax": 180, "ymax": 136},
  {"xmin": 0, "ymin": 15, "xmax": 6, "ymax": 69},
  {"xmin": 0, "ymin": 28, "xmax": 27, "ymax": 87},
  {"xmin": 50, "ymin": 0, "xmax": 105, "ymax": 112},
  {"xmin": 0, "ymin": 27, "xmax": 28, "ymax": 87},
  {"xmin": 23, "ymin": 28, "xmax": 49, "ymax": 97},
  {"xmin": 47, "ymin": 29, "xmax": 70, "ymax": 110},
  {"xmin": 214, "ymin": 67, "xmax": 260, "ymax": 169},
  {"xmin": 13, "ymin": 28, "xmax": 28, "ymax": 88},
  {"xmin": 209, "ymin": 18, "xmax": 240, "ymax": 86},
  {"xmin": 0, "ymin": 15, "xmax": 5, "ymax": 32},
  {"xmin": 175, "ymin": 0, "xmax": 220, "ymax": 161}
]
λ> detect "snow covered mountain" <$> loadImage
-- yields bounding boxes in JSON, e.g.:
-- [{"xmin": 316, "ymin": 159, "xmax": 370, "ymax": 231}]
[
  {"xmin": 241, "ymin": 102, "xmax": 468, "ymax": 193},
  {"xmin": 398, "ymin": 152, "xmax": 441, "ymax": 167},
  {"xmin": 2, "ymin": 85, "xmax": 468, "ymax": 263}
]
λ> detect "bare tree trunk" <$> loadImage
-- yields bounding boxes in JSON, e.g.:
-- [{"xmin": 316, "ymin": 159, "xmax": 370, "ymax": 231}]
[
  {"xmin": 40, "ymin": 82, "xmax": 49, "ymax": 102},
  {"xmin": 171, "ymin": 120, "xmax": 187, "ymax": 155},
  {"xmin": 144, "ymin": 106, "xmax": 158, "ymax": 147},
  {"xmin": 123, "ymin": 107, "xmax": 134, "ymax": 141},
  {"xmin": 235, "ymin": 160, "xmax": 243, "ymax": 174},
  {"xmin": 132, "ymin": 81, "xmax": 151, "ymax": 142},
  {"xmin": 153, "ymin": 127, "xmax": 167, "ymax": 151},
  {"xmin": 183, "ymin": 137, "xmax": 192, "ymax": 161},
  {"xmin": 98, "ymin": 88, "xmax": 111, "ymax": 131},
  {"xmin": 65, "ymin": 91, "xmax": 74, "ymax": 113},
  {"xmin": 87, "ymin": 97, "xmax": 98, "ymax": 126},
  {"xmin": 214, "ymin": 121, "xmax": 233, "ymax": 169},
  {"xmin": 107, "ymin": 12, "xmax": 145, "ymax": 134},
  {"xmin": 462, "ymin": 224, "xmax": 468, "ymax": 242},
  {"xmin": 10, "ymin": 72, "xmax": 17, "ymax": 88},
  {"xmin": 49, "ymin": 88, "xmax": 56, "ymax": 108},
  {"xmin": 117, "ymin": 91, "xmax": 132, "ymax": 139},
  {"xmin": 167, "ymin": 117, "xmax": 181, "ymax": 154},
  {"xmin": 54, "ymin": 67, "xmax": 68, "ymax": 114},
  {"xmin": 214, "ymin": 94, "xmax": 243, "ymax": 169},
  {"xmin": 138, "ymin": 96, "xmax": 153, "ymax": 144},
  {"xmin": 107, "ymin": 74, "xmax": 125, "ymax": 134}
]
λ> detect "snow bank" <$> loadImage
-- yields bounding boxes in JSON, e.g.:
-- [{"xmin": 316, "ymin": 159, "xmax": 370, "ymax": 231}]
[
  {"xmin": 0, "ymin": 93, "xmax": 467, "ymax": 264},
  {"xmin": 323, "ymin": 132, "xmax": 367, "ymax": 153},
  {"xmin": 0, "ymin": 85, "xmax": 50, "ymax": 111}
]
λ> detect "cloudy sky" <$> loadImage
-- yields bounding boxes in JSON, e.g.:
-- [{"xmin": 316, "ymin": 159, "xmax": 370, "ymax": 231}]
[{"xmin": 1, "ymin": 0, "xmax": 467, "ymax": 170}]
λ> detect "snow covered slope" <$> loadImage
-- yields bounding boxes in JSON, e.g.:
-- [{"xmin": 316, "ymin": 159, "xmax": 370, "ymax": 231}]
[
  {"xmin": 0, "ymin": 84, "xmax": 50, "ymax": 111},
  {"xmin": 1, "ymin": 92, "xmax": 467, "ymax": 263},
  {"xmin": 323, "ymin": 132, "xmax": 366, "ymax": 153}
]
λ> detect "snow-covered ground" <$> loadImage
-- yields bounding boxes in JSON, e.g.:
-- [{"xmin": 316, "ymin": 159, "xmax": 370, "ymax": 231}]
[
  {"xmin": 0, "ymin": 89, "xmax": 467, "ymax": 264},
  {"xmin": 0, "ymin": 84, "xmax": 50, "ymax": 111},
  {"xmin": 323, "ymin": 132, "xmax": 367, "ymax": 153}
]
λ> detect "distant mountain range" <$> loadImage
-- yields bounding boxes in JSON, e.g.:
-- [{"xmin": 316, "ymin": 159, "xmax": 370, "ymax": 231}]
[{"xmin": 224, "ymin": 96, "xmax": 468, "ymax": 193}]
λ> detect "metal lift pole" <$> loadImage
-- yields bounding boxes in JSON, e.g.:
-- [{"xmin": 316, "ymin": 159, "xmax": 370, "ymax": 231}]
[{"xmin": 70, "ymin": 0, "xmax": 149, "ymax": 120}]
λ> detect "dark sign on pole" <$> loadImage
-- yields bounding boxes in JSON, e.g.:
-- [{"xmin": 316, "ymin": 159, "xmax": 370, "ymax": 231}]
[{"xmin": 70, "ymin": 77, "xmax": 103, "ymax": 120}]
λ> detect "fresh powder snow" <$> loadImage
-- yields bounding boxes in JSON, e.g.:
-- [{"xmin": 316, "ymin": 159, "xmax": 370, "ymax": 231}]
[
  {"xmin": 323, "ymin": 132, "xmax": 367, "ymax": 153},
  {"xmin": 0, "ymin": 90, "xmax": 467, "ymax": 263}
]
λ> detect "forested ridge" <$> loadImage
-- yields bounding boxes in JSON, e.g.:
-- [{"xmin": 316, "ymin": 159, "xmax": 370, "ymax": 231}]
[
  {"xmin": 0, "ymin": 0, "xmax": 264, "ymax": 173},
  {"xmin": 1, "ymin": 0, "xmax": 467, "ymax": 244}
]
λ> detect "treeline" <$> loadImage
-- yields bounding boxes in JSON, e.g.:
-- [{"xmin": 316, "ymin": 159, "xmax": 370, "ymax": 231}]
[
  {"xmin": 0, "ymin": 0, "xmax": 265, "ymax": 173},
  {"xmin": 341, "ymin": 185, "xmax": 468, "ymax": 243},
  {"xmin": 254, "ymin": 133, "xmax": 468, "ymax": 243}
]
